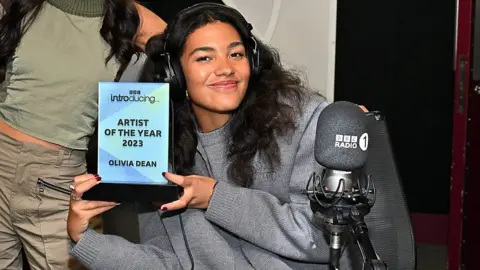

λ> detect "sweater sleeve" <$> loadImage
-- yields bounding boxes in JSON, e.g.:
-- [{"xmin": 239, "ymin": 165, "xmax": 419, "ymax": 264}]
[
  {"xmin": 70, "ymin": 211, "xmax": 182, "ymax": 270},
  {"xmin": 204, "ymin": 99, "xmax": 333, "ymax": 262}
]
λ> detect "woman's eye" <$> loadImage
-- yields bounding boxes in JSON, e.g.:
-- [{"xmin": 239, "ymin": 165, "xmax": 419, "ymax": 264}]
[
  {"xmin": 196, "ymin": 56, "xmax": 212, "ymax": 62},
  {"xmin": 230, "ymin": 52, "xmax": 245, "ymax": 58}
]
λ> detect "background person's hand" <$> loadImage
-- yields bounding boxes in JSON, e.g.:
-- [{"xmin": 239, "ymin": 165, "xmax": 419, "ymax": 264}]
[
  {"xmin": 67, "ymin": 174, "xmax": 119, "ymax": 242},
  {"xmin": 160, "ymin": 172, "xmax": 217, "ymax": 211}
]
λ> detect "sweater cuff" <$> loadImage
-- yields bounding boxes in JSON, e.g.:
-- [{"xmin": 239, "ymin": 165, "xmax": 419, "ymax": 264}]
[
  {"xmin": 69, "ymin": 228, "xmax": 103, "ymax": 268},
  {"xmin": 204, "ymin": 181, "xmax": 241, "ymax": 228}
]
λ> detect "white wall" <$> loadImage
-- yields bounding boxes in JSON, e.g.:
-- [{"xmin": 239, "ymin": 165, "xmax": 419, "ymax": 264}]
[{"xmin": 224, "ymin": 0, "xmax": 338, "ymax": 102}]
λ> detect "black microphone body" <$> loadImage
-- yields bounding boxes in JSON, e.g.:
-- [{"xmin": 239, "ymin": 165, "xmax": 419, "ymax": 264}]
[{"xmin": 307, "ymin": 101, "xmax": 387, "ymax": 270}]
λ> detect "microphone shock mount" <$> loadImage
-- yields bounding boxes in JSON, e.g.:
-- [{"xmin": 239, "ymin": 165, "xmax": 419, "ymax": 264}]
[{"xmin": 305, "ymin": 170, "xmax": 387, "ymax": 270}]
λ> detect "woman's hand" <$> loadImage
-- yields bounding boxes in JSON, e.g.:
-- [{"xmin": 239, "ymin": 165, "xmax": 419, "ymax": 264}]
[
  {"xmin": 67, "ymin": 174, "xmax": 119, "ymax": 243},
  {"xmin": 160, "ymin": 172, "xmax": 217, "ymax": 211}
]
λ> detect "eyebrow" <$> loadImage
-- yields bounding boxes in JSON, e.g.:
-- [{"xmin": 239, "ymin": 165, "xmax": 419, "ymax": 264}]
[{"xmin": 188, "ymin": 41, "xmax": 244, "ymax": 56}]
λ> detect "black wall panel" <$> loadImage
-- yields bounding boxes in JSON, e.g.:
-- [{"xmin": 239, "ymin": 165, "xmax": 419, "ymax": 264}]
[{"xmin": 335, "ymin": 1, "xmax": 455, "ymax": 214}]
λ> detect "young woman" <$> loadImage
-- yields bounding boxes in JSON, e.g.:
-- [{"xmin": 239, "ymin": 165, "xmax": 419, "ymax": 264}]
[
  {"xmin": 0, "ymin": 0, "xmax": 166, "ymax": 269},
  {"xmin": 67, "ymin": 3, "xmax": 392, "ymax": 270}
]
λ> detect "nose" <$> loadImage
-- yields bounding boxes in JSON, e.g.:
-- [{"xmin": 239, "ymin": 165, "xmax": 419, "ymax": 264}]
[{"xmin": 214, "ymin": 57, "xmax": 234, "ymax": 76}]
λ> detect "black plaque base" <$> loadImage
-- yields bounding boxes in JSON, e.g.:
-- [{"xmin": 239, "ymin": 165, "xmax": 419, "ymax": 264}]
[{"xmin": 82, "ymin": 182, "xmax": 181, "ymax": 203}]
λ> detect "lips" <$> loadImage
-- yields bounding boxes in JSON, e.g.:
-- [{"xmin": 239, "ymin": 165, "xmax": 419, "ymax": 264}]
[{"xmin": 208, "ymin": 80, "xmax": 238, "ymax": 88}]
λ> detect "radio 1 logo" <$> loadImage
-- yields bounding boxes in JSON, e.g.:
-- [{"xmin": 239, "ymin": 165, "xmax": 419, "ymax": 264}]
[{"xmin": 335, "ymin": 133, "xmax": 369, "ymax": 151}]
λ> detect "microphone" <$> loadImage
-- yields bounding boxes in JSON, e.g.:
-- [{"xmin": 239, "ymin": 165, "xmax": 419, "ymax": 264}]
[{"xmin": 305, "ymin": 101, "xmax": 387, "ymax": 270}]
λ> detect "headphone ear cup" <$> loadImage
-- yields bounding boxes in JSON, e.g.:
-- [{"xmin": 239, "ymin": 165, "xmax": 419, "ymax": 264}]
[
  {"xmin": 168, "ymin": 57, "xmax": 186, "ymax": 102},
  {"xmin": 154, "ymin": 53, "xmax": 185, "ymax": 102},
  {"xmin": 170, "ymin": 59, "xmax": 185, "ymax": 91},
  {"xmin": 251, "ymin": 55, "xmax": 260, "ymax": 77},
  {"xmin": 251, "ymin": 52, "xmax": 261, "ymax": 77},
  {"xmin": 148, "ymin": 54, "xmax": 169, "ymax": 83}
]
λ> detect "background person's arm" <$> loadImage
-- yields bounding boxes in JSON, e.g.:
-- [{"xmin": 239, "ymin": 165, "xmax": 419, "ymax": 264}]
[{"xmin": 134, "ymin": 2, "xmax": 167, "ymax": 51}]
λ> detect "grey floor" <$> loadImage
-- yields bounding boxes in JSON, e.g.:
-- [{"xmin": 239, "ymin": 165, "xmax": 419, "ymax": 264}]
[{"xmin": 416, "ymin": 244, "xmax": 447, "ymax": 270}]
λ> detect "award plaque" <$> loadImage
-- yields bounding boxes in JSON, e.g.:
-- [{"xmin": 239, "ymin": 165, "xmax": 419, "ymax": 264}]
[{"xmin": 83, "ymin": 82, "xmax": 180, "ymax": 202}]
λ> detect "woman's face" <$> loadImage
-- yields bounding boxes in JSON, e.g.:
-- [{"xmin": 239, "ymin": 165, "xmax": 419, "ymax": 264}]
[{"xmin": 180, "ymin": 22, "xmax": 251, "ymax": 116}]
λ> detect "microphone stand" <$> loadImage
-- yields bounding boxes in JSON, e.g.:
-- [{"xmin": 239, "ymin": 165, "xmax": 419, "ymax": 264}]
[
  {"xmin": 308, "ymin": 171, "xmax": 388, "ymax": 270},
  {"xmin": 349, "ymin": 209, "xmax": 387, "ymax": 270}
]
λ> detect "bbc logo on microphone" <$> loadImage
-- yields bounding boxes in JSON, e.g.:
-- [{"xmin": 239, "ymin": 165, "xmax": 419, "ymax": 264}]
[{"xmin": 335, "ymin": 133, "xmax": 369, "ymax": 151}]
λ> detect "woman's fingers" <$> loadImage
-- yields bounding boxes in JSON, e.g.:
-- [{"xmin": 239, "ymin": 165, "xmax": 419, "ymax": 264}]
[
  {"xmin": 358, "ymin": 105, "xmax": 369, "ymax": 112},
  {"xmin": 87, "ymin": 204, "xmax": 119, "ymax": 217},
  {"xmin": 70, "ymin": 201, "xmax": 119, "ymax": 221},
  {"xmin": 162, "ymin": 172, "xmax": 186, "ymax": 186},
  {"xmin": 72, "ymin": 176, "xmax": 101, "ymax": 197},
  {"xmin": 74, "ymin": 174, "xmax": 100, "ymax": 185},
  {"xmin": 160, "ymin": 193, "xmax": 190, "ymax": 211},
  {"xmin": 72, "ymin": 201, "xmax": 119, "ymax": 211}
]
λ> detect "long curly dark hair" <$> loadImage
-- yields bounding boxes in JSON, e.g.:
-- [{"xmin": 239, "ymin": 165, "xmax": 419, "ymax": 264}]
[
  {"xmin": 0, "ymin": 0, "xmax": 140, "ymax": 83},
  {"xmin": 141, "ymin": 4, "xmax": 318, "ymax": 187}
]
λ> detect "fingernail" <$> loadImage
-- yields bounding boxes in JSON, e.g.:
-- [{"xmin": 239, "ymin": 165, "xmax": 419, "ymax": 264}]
[
  {"xmin": 162, "ymin": 172, "xmax": 166, "ymax": 177},
  {"xmin": 161, "ymin": 206, "xmax": 168, "ymax": 211},
  {"xmin": 94, "ymin": 175, "xmax": 102, "ymax": 181}
]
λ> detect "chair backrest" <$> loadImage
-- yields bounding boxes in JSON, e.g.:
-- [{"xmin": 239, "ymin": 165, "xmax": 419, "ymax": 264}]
[{"xmin": 356, "ymin": 112, "xmax": 416, "ymax": 269}]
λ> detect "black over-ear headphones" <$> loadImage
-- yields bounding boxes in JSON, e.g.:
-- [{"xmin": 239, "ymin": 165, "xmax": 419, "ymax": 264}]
[{"xmin": 153, "ymin": 2, "xmax": 261, "ymax": 102}]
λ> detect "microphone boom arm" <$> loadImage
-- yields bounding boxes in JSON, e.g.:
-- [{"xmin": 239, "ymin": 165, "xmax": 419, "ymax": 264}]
[{"xmin": 349, "ymin": 209, "xmax": 387, "ymax": 270}]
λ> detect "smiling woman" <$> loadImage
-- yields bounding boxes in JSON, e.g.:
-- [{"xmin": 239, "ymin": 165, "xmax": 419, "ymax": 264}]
[{"xmin": 181, "ymin": 22, "xmax": 251, "ymax": 131}]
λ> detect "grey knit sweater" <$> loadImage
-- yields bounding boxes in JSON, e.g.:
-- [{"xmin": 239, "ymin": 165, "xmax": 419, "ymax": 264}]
[{"xmin": 70, "ymin": 94, "xmax": 391, "ymax": 269}]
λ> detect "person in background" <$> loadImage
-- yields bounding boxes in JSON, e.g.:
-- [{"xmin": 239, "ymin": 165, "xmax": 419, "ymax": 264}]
[
  {"xmin": 0, "ymin": 0, "xmax": 166, "ymax": 269},
  {"xmin": 66, "ymin": 3, "xmax": 392, "ymax": 270}
]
